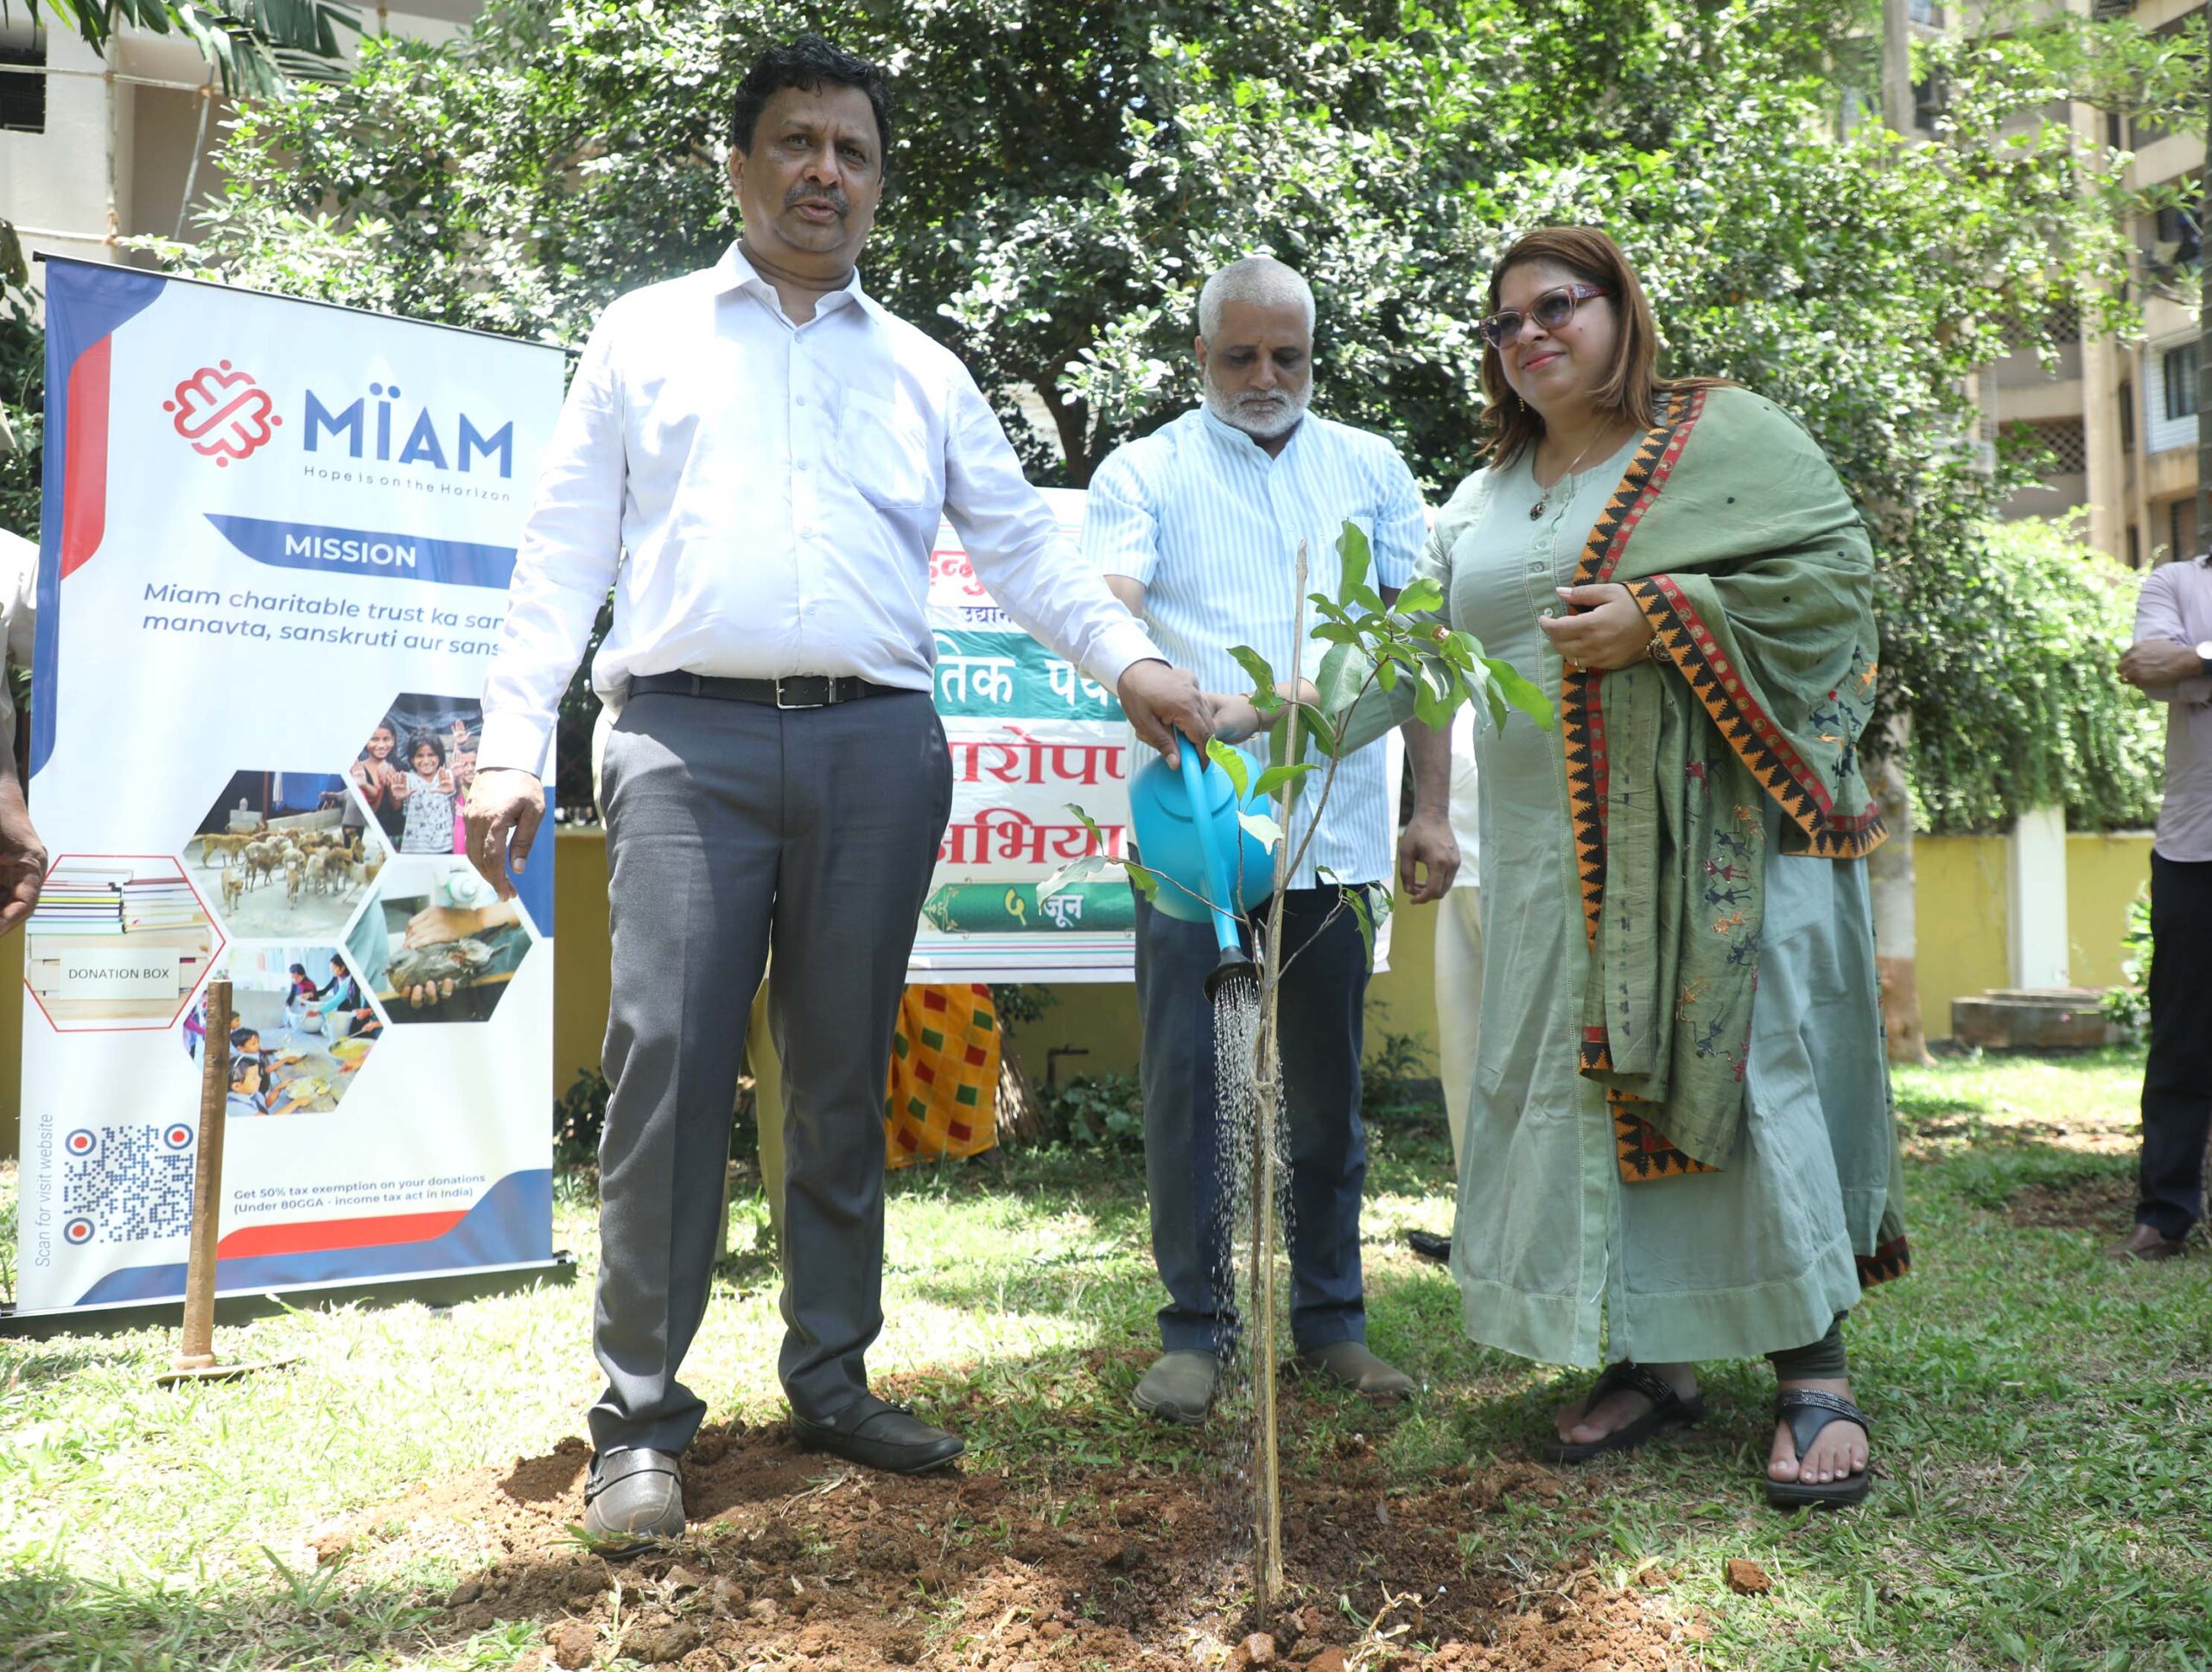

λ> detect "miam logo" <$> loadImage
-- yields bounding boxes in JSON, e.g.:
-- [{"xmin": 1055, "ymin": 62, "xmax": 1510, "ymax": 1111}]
[{"xmin": 165, "ymin": 360, "xmax": 283, "ymax": 466}]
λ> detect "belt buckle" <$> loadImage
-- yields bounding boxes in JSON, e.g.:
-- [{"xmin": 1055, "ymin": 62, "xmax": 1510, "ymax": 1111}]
[{"xmin": 774, "ymin": 675, "xmax": 831, "ymax": 710}]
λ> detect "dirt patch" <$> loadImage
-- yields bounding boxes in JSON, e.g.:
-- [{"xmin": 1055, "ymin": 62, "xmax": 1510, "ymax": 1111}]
[
  {"xmin": 2005, "ymin": 1172, "xmax": 2136, "ymax": 1232},
  {"xmin": 328, "ymin": 1382, "xmax": 1702, "ymax": 1669}
]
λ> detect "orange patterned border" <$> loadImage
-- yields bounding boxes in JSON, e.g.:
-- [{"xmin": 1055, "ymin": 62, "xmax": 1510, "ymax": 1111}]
[{"xmin": 1627, "ymin": 575, "xmax": 1886, "ymax": 858}]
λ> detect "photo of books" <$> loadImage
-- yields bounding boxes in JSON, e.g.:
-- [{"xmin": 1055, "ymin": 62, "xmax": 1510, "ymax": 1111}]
[{"xmin": 24, "ymin": 855, "xmax": 220, "ymax": 1033}]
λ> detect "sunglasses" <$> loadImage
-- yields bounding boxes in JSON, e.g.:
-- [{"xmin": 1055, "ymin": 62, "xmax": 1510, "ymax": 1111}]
[{"xmin": 1478, "ymin": 282, "xmax": 1613, "ymax": 349}]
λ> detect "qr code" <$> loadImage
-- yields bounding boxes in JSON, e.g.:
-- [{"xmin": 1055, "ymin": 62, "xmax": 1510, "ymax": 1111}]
[{"xmin": 59, "ymin": 1122, "xmax": 198, "ymax": 1244}]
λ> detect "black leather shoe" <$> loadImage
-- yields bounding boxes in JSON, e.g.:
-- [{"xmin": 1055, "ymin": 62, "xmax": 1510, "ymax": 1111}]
[
  {"xmin": 582, "ymin": 1447, "xmax": 685, "ymax": 1550},
  {"xmin": 791, "ymin": 1394, "xmax": 963, "ymax": 1474},
  {"xmin": 1405, "ymin": 1229, "xmax": 1452, "ymax": 1264}
]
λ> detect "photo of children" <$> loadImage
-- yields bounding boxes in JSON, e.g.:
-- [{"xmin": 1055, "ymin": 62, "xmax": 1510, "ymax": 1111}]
[
  {"xmin": 185, "ymin": 769, "xmax": 379, "ymax": 938},
  {"xmin": 181, "ymin": 945, "xmax": 383, "ymax": 1116},
  {"xmin": 355, "ymin": 694, "xmax": 482, "ymax": 857},
  {"xmin": 344, "ymin": 856, "xmax": 537, "ymax": 1026}
]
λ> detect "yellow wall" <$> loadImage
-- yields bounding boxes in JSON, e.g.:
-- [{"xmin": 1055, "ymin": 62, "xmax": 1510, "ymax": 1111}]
[
  {"xmin": 0, "ymin": 830, "xmax": 2159, "ymax": 1160},
  {"xmin": 2065, "ymin": 834, "xmax": 2152, "ymax": 991},
  {"xmin": 1911, "ymin": 836, "xmax": 2012, "ymax": 1035}
]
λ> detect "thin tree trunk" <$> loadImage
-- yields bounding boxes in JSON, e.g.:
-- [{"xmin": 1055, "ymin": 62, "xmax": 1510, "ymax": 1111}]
[
  {"xmin": 1032, "ymin": 376, "xmax": 1094, "ymax": 486},
  {"xmin": 995, "ymin": 1039, "xmax": 1043, "ymax": 1145},
  {"xmin": 1867, "ymin": 725, "xmax": 1933, "ymax": 1066}
]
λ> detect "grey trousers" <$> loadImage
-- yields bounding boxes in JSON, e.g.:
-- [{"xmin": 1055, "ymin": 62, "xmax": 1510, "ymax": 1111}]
[{"xmin": 590, "ymin": 688, "xmax": 952, "ymax": 1456}]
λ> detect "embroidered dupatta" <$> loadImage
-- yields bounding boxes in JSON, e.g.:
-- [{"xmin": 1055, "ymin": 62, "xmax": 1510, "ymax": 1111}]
[{"xmin": 1564, "ymin": 385, "xmax": 1885, "ymax": 1179}]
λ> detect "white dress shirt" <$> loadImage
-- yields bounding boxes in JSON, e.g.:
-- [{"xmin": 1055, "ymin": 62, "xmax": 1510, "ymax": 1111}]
[
  {"xmin": 1083, "ymin": 407, "xmax": 1423, "ymax": 889},
  {"xmin": 478, "ymin": 244, "xmax": 1163, "ymax": 774}
]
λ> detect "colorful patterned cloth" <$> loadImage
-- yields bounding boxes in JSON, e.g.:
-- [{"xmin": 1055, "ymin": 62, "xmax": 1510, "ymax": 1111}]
[{"xmin": 883, "ymin": 984, "xmax": 1000, "ymax": 1167}]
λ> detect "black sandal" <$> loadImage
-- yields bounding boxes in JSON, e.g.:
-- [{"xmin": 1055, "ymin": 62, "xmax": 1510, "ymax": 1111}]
[
  {"xmin": 1540, "ymin": 1361, "xmax": 1705, "ymax": 1463},
  {"xmin": 1766, "ymin": 1388, "xmax": 1872, "ymax": 1510}
]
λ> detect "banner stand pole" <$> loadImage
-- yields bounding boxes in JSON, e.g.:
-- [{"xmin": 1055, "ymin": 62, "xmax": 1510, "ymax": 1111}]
[{"xmin": 157, "ymin": 978, "xmax": 283, "ymax": 1386}]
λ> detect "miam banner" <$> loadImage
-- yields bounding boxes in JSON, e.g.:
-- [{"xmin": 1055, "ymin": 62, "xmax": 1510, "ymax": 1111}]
[{"xmin": 16, "ymin": 257, "xmax": 565, "ymax": 1318}]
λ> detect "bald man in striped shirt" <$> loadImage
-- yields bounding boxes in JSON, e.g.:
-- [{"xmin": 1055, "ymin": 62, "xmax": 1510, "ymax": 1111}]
[{"xmin": 1084, "ymin": 257, "xmax": 1459, "ymax": 1424}]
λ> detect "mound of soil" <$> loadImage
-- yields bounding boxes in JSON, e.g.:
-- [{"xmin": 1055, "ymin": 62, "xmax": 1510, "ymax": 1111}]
[
  {"xmin": 2005, "ymin": 1172, "xmax": 2135, "ymax": 1232},
  {"xmin": 337, "ymin": 1363, "xmax": 1708, "ymax": 1669}
]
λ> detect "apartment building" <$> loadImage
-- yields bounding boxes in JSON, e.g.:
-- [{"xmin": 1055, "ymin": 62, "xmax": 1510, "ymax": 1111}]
[
  {"xmin": 1983, "ymin": 0, "xmax": 2206, "ymax": 566},
  {"xmin": 0, "ymin": 3, "xmax": 480, "ymax": 281}
]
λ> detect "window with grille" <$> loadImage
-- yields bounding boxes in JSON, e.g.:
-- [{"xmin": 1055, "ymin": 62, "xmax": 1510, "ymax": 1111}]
[
  {"xmin": 2165, "ymin": 343, "xmax": 2202, "ymax": 421},
  {"xmin": 2012, "ymin": 419, "xmax": 2088, "ymax": 476},
  {"xmin": 2154, "ymin": 202, "xmax": 2202, "ymax": 270},
  {"xmin": 1909, "ymin": 0, "xmax": 1945, "ymax": 23},
  {"xmin": 0, "ymin": 41, "xmax": 44, "ymax": 134},
  {"xmin": 2119, "ymin": 379, "xmax": 2135, "ymax": 450}
]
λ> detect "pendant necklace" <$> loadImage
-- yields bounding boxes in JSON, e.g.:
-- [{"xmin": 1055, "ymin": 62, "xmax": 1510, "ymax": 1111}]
[{"xmin": 1529, "ymin": 432, "xmax": 1602, "ymax": 521}]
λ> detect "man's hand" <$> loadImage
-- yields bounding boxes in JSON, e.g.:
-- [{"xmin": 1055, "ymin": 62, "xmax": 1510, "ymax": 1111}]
[
  {"xmin": 1397, "ymin": 807, "xmax": 1460, "ymax": 904},
  {"xmin": 464, "ymin": 767, "xmax": 546, "ymax": 901},
  {"xmin": 1538, "ymin": 583, "xmax": 1656, "ymax": 671},
  {"xmin": 2118, "ymin": 639, "xmax": 2205, "ymax": 689},
  {"xmin": 1117, "ymin": 658, "xmax": 1215, "ymax": 760},
  {"xmin": 0, "ymin": 776, "xmax": 46, "ymax": 937}
]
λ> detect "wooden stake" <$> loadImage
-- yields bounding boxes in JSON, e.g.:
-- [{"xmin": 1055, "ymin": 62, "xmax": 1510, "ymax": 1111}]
[
  {"xmin": 1244, "ymin": 540, "xmax": 1310, "ymax": 1627},
  {"xmin": 174, "ymin": 978, "xmax": 231, "ymax": 1374}
]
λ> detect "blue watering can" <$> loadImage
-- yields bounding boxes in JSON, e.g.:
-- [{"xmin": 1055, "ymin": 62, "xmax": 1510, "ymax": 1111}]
[{"xmin": 1125, "ymin": 735, "xmax": 1270, "ymax": 997}]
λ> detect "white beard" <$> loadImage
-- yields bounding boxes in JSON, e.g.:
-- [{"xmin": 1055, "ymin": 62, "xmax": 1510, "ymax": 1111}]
[{"xmin": 1203, "ymin": 378, "xmax": 1312, "ymax": 442}]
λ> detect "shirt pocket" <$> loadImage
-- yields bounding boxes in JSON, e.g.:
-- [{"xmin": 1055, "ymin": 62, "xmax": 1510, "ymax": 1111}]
[{"xmin": 838, "ymin": 387, "xmax": 940, "ymax": 511}]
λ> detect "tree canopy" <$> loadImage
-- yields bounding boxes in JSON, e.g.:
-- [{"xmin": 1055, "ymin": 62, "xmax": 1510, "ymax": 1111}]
[{"xmin": 90, "ymin": 0, "xmax": 2212, "ymax": 828}]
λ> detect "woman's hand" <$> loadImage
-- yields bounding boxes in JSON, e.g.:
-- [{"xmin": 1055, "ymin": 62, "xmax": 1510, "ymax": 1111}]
[
  {"xmin": 1537, "ymin": 583, "xmax": 1656, "ymax": 671},
  {"xmin": 435, "ymin": 768, "xmax": 455, "ymax": 796}
]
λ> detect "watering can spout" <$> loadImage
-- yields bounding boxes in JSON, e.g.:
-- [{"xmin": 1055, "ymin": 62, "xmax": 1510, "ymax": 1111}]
[{"xmin": 1205, "ymin": 943, "xmax": 1258, "ymax": 1001}]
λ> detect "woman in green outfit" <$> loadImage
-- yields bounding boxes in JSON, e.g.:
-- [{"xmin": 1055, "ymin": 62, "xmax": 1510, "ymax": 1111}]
[{"xmin": 1423, "ymin": 226, "xmax": 1907, "ymax": 1508}]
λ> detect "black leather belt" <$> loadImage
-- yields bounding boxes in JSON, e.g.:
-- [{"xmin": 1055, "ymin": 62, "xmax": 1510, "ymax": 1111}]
[{"xmin": 631, "ymin": 671, "xmax": 906, "ymax": 709}]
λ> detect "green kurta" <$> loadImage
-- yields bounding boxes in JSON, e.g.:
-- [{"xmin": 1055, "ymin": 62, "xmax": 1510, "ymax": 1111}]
[{"xmin": 1428, "ymin": 441, "xmax": 1899, "ymax": 1370}]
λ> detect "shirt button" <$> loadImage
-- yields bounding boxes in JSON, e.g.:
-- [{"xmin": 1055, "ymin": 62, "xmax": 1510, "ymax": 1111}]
[{"xmin": 795, "ymin": 394, "xmax": 809, "ymax": 408}]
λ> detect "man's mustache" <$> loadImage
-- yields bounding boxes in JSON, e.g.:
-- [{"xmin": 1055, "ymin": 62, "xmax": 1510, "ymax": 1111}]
[{"xmin": 785, "ymin": 185, "xmax": 849, "ymax": 216}]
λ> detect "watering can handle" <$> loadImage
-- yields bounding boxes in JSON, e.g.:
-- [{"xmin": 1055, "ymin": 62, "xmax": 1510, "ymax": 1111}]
[{"xmin": 1175, "ymin": 735, "xmax": 1243, "ymax": 957}]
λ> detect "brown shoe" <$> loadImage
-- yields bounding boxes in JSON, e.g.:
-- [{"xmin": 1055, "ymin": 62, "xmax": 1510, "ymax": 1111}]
[
  {"xmin": 1294, "ymin": 1341, "xmax": 1417, "ymax": 1402},
  {"xmin": 2106, "ymin": 1223, "xmax": 2189, "ymax": 1262}
]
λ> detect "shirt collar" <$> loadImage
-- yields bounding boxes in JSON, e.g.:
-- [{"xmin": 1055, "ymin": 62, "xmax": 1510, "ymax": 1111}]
[
  {"xmin": 1199, "ymin": 403, "xmax": 1306, "ymax": 465},
  {"xmin": 714, "ymin": 239, "xmax": 871, "ymax": 323}
]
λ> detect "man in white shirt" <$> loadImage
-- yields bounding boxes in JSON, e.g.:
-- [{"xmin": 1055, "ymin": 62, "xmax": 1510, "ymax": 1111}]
[
  {"xmin": 1084, "ymin": 257, "xmax": 1459, "ymax": 1423},
  {"xmin": 467, "ymin": 37, "xmax": 1209, "ymax": 1543},
  {"xmin": 0, "ymin": 527, "xmax": 43, "ymax": 936},
  {"xmin": 2112, "ymin": 546, "xmax": 2212, "ymax": 1262}
]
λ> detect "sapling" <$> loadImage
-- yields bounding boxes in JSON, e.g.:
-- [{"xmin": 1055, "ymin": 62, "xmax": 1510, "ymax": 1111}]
[{"xmin": 1044, "ymin": 519, "xmax": 1549, "ymax": 1629}]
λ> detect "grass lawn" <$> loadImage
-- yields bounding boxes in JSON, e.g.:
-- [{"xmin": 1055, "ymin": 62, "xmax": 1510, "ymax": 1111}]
[{"xmin": 2, "ymin": 1046, "xmax": 2208, "ymax": 1670}]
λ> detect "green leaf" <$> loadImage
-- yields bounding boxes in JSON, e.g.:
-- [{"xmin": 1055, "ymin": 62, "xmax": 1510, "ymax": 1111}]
[
  {"xmin": 1335, "ymin": 519, "xmax": 1371, "ymax": 608},
  {"xmin": 1205, "ymin": 736, "xmax": 1251, "ymax": 800},
  {"xmin": 1376, "ymin": 658, "xmax": 1398, "ymax": 692},
  {"xmin": 1342, "ymin": 881, "xmax": 1376, "ymax": 965},
  {"xmin": 1236, "ymin": 810, "xmax": 1286, "ymax": 850},
  {"xmin": 1315, "ymin": 641, "xmax": 1368, "ymax": 716},
  {"xmin": 1251, "ymin": 762, "xmax": 1315, "ymax": 801},
  {"xmin": 1063, "ymin": 804, "xmax": 1111, "ymax": 849},
  {"xmin": 1294, "ymin": 702, "xmax": 1339, "ymax": 760},
  {"xmin": 1228, "ymin": 644, "xmax": 1278, "ymax": 696},
  {"xmin": 1392, "ymin": 575, "xmax": 1445, "ymax": 616},
  {"xmin": 1122, "ymin": 860, "xmax": 1160, "ymax": 903},
  {"xmin": 1480, "ymin": 657, "xmax": 1555, "ymax": 729}
]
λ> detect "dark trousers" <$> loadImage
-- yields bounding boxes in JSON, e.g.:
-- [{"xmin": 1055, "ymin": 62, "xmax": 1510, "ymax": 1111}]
[
  {"xmin": 589, "ymin": 690, "xmax": 952, "ymax": 1456},
  {"xmin": 1133, "ymin": 883, "xmax": 1372, "ymax": 1356},
  {"xmin": 2137, "ymin": 852, "xmax": 2212, "ymax": 1241}
]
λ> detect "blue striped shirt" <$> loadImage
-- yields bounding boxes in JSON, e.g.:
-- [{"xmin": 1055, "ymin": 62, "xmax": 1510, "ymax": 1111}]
[{"xmin": 1084, "ymin": 407, "xmax": 1423, "ymax": 888}]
